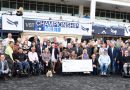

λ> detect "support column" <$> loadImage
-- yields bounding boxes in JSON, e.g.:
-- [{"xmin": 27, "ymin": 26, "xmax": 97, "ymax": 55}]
[
  {"xmin": 79, "ymin": 5, "xmax": 84, "ymax": 17},
  {"xmin": 90, "ymin": 0, "xmax": 96, "ymax": 21}
]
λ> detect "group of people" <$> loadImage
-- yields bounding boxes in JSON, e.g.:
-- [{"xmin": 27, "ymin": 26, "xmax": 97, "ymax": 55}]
[{"xmin": 0, "ymin": 33, "xmax": 130, "ymax": 79}]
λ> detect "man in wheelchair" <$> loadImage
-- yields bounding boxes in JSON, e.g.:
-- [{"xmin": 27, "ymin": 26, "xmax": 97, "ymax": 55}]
[
  {"xmin": 28, "ymin": 47, "xmax": 40, "ymax": 75},
  {"xmin": 0, "ymin": 54, "xmax": 10, "ymax": 79},
  {"xmin": 14, "ymin": 48, "xmax": 30, "ymax": 75},
  {"xmin": 122, "ymin": 50, "xmax": 130, "ymax": 76},
  {"xmin": 98, "ymin": 50, "xmax": 111, "ymax": 76}
]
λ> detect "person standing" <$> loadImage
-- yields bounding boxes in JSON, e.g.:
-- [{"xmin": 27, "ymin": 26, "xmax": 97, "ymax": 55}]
[
  {"xmin": 5, "ymin": 41, "xmax": 14, "ymax": 71},
  {"xmin": 49, "ymin": 43, "xmax": 59, "ymax": 73}
]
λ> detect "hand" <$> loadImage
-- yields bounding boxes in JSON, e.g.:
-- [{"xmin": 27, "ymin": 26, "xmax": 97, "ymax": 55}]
[{"xmin": 117, "ymin": 61, "xmax": 120, "ymax": 64}]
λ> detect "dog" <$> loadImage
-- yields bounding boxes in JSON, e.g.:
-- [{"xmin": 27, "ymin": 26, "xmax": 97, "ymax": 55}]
[{"xmin": 46, "ymin": 70, "xmax": 53, "ymax": 77}]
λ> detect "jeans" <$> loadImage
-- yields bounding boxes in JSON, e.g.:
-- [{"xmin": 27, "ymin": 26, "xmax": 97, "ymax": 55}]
[
  {"xmin": 17, "ymin": 61, "xmax": 30, "ymax": 71},
  {"xmin": 100, "ymin": 63, "xmax": 109, "ymax": 73}
]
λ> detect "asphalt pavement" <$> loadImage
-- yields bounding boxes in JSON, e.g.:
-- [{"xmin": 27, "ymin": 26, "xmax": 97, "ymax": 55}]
[{"xmin": 0, "ymin": 74, "xmax": 130, "ymax": 90}]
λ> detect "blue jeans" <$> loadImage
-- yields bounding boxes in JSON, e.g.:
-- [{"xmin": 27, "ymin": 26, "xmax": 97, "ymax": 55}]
[
  {"xmin": 17, "ymin": 61, "xmax": 30, "ymax": 71},
  {"xmin": 100, "ymin": 63, "xmax": 109, "ymax": 73}
]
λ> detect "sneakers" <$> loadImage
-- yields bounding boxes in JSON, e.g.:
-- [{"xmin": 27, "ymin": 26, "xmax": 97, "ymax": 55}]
[{"xmin": 101, "ymin": 72, "xmax": 107, "ymax": 76}]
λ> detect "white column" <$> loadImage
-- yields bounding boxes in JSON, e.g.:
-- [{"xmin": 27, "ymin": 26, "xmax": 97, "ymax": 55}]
[
  {"xmin": 90, "ymin": 0, "xmax": 96, "ymax": 21},
  {"xmin": 79, "ymin": 5, "xmax": 84, "ymax": 17}
]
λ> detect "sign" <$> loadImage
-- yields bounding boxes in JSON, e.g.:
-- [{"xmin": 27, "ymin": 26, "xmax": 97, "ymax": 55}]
[
  {"xmin": 24, "ymin": 19, "xmax": 92, "ymax": 36},
  {"xmin": 0, "ymin": 17, "xmax": 1, "ymax": 29},
  {"xmin": 124, "ymin": 24, "xmax": 130, "ymax": 36},
  {"xmin": 92, "ymin": 22, "xmax": 125, "ymax": 36},
  {"xmin": 2, "ymin": 15, "xmax": 23, "ymax": 30},
  {"xmin": 62, "ymin": 59, "xmax": 93, "ymax": 72}
]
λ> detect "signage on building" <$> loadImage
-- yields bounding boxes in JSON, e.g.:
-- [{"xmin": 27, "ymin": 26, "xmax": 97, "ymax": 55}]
[
  {"xmin": 24, "ymin": 19, "xmax": 92, "ymax": 36},
  {"xmin": 2, "ymin": 15, "xmax": 23, "ymax": 31},
  {"xmin": 92, "ymin": 22, "xmax": 125, "ymax": 36}
]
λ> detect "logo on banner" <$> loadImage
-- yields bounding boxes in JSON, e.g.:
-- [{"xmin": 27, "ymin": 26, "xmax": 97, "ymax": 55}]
[
  {"xmin": 7, "ymin": 18, "xmax": 18, "ymax": 27},
  {"xmin": 81, "ymin": 25, "xmax": 89, "ymax": 32}
]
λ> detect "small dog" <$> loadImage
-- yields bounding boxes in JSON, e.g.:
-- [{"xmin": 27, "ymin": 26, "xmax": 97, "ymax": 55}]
[{"xmin": 46, "ymin": 70, "xmax": 53, "ymax": 77}]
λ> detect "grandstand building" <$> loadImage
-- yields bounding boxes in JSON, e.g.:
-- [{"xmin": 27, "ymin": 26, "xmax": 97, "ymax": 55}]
[{"xmin": 0, "ymin": 0, "xmax": 130, "ymax": 41}]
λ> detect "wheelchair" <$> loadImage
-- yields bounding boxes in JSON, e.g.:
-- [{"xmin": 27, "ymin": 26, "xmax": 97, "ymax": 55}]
[{"xmin": 29, "ymin": 61, "xmax": 44, "ymax": 76}]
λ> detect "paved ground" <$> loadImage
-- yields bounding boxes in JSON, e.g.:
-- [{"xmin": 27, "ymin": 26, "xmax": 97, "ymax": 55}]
[{"xmin": 0, "ymin": 74, "xmax": 130, "ymax": 90}]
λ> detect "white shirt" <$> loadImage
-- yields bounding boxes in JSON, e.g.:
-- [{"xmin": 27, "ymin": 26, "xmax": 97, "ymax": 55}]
[
  {"xmin": 2, "ymin": 38, "xmax": 14, "ymax": 46},
  {"xmin": 62, "ymin": 40, "xmax": 67, "ymax": 47},
  {"xmin": 28, "ymin": 52, "xmax": 39, "ymax": 62}
]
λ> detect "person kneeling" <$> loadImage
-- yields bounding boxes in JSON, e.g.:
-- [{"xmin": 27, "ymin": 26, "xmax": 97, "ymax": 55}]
[
  {"xmin": 0, "ymin": 54, "xmax": 10, "ymax": 79},
  {"xmin": 98, "ymin": 50, "xmax": 111, "ymax": 76}
]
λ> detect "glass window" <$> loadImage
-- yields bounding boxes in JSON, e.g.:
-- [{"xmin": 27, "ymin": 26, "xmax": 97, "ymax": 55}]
[
  {"xmin": 68, "ymin": 7, "xmax": 73, "ymax": 15},
  {"xmin": 106, "ymin": 11, "xmax": 111, "ymax": 18},
  {"xmin": 100, "ymin": 11, "xmax": 106, "ymax": 17},
  {"xmin": 116, "ymin": 13, "xmax": 121, "ymax": 19},
  {"xmin": 111, "ymin": 11, "xmax": 115, "ymax": 18},
  {"xmin": 24, "ymin": 3, "xmax": 29, "ymax": 10},
  {"xmin": 50, "ymin": 5, "xmax": 55, "ymax": 12},
  {"xmin": 2, "ymin": 1, "xmax": 9, "ymax": 8},
  {"xmin": 44, "ymin": 4, "xmax": 49, "ymax": 11},
  {"xmin": 37, "ymin": 4, "xmax": 43, "ymax": 11},
  {"xmin": 56, "ymin": 4, "xmax": 61, "ymax": 13},
  {"xmin": 127, "ymin": 14, "xmax": 130, "ymax": 20},
  {"xmin": 62, "ymin": 6, "xmax": 67, "ymax": 13},
  {"xmin": 30, "ymin": 3, "xmax": 36, "ymax": 10},
  {"xmin": 0, "ymin": 1, "xmax": 1, "ymax": 10},
  {"xmin": 10, "ymin": 1, "xmax": 16, "ymax": 9},
  {"xmin": 96, "ymin": 10, "xmax": 100, "ymax": 16},
  {"xmin": 74, "ymin": 8, "xmax": 79, "ymax": 14},
  {"xmin": 17, "ymin": 2, "xmax": 23, "ymax": 9}
]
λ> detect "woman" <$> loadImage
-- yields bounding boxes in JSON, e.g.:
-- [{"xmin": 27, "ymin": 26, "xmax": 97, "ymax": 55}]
[
  {"xmin": 69, "ymin": 51, "xmax": 77, "ymax": 59},
  {"xmin": 91, "ymin": 54, "xmax": 98, "ymax": 75},
  {"xmin": 82, "ymin": 49, "xmax": 89, "ymax": 59},
  {"xmin": 49, "ymin": 43, "xmax": 59, "ymax": 73},
  {"xmin": 41, "ymin": 48, "xmax": 51, "ymax": 73}
]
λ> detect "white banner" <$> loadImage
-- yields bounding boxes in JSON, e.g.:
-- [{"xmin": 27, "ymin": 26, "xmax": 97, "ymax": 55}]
[
  {"xmin": 62, "ymin": 59, "xmax": 93, "ymax": 72},
  {"xmin": 24, "ymin": 19, "xmax": 92, "ymax": 36},
  {"xmin": 2, "ymin": 15, "xmax": 23, "ymax": 30},
  {"xmin": 125, "ymin": 24, "xmax": 130, "ymax": 36}
]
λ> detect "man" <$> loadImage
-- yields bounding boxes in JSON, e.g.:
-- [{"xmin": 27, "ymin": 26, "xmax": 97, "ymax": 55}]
[
  {"xmin": 108, "ymin": 42, "xmax": 118, "ymax": 74},
  {"xmin": 28, "ymin": 47, "xmax": 39, "ymax": 73},
  {"xmin": 0, "ymin": 54, "xmax": 10, "ymax": 78},
  {"xmin": 62, "ymin": 36, "xmax": 68, "ymax": 48},
  {"xmin": 72, "ymin": 43, "xmax": 83, "ymax": 59},
  {"xmin": 14, "ymin": 48, "xmax": 30, "ymax": 74},
  {"xmin": 2, "ymin": 33, "xmax": 14, "ymax": 47}
]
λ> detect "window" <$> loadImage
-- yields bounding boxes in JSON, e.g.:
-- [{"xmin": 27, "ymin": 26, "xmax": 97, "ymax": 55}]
[
  {"xmin": 30, "ymin": 3, "xmax": 36, "ymax": 10},
  {"xmin": 2, "ymin": 0, "xmax": 9, "ymax": 8},
  {"xmin": 24, "ymin": 3, "xmax": 29, "ymax": 10},
  {"xmin": 111, "ymin": 11, "xmax": 115, "ymax": 18},
  {"xmin": 100, "ymin": 11, "xmax": 106, "ymax": 17},
  {"xmin": 116, "ymin": 12, "xmax": 121, "ymax": 19},
  {"xmin": 44, "ymin": 3, "xmax": 49, "ymax": 11},
  {"xmin": 62, "ymin": 6, "xmax": 67, "ymax": 13},
  {"xmin": 10, "ymin": 1, "xmax": 16, "ymax": 9},
  {"xmin": 56, "ymin": 4, "xmax": 61, "ymax": 13},
  {"xmin": 17, "ymin": 2, "xmax": 23, "ymax": 9},
  {"xmin": 37, "ymin": 4, "xmax": 43, "ymax": 11},
  {"xmin": 68, "ymin": 7, "xmax": 73, "ymax": 15},
  {"xmin": 74, "ymin": 8, "xmax": 79, "ymax": 15},
  {"xmin": 50, "ymin": 4, "xmax": 55, "ymax": 12},
  {"xmin": 106, "ymin": 11, "xmax": 110, "ymax": 18},
  {"xmin": 96, "ymin": 10, "xmax": 100, "ymax": 16}
]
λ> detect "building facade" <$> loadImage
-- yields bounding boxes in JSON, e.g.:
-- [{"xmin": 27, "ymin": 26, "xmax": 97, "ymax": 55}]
[{"xmin": 0, "ymin": 0, "xmax": 130, "ymax": 41}]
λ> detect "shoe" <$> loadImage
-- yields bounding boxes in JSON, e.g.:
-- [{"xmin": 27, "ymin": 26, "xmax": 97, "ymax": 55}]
[
  {"xmin": 104, "ymin": 72, "xmax": 106, "ymax": 75},
  {"xmin": 53, "ymin": 70, "xmax": 56, "ymax": 74}
]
